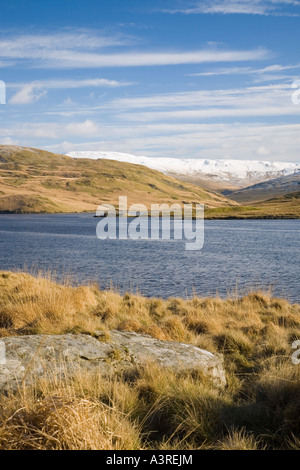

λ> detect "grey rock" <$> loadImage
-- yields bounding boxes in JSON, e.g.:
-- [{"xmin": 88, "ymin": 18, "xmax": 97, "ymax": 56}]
[
  {"xmin": 0, "ymin": 341, "xmax": 6, "ymax": 365},
  {"xmin": 110, "ymin": 330, "xmax": 226, "ymax": 387},
  {"xmin": 0, "ymin": 331, "xmax": 226, "ymax": 392}
]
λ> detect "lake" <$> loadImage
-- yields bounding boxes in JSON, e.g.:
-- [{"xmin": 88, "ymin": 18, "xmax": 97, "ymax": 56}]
[{"xmin": 0, "ymin": 214, "xmax": 299, "ymax": 303}]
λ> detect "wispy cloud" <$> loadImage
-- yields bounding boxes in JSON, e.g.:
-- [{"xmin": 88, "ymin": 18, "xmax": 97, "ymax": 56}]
[
  {"xmin": 107, "ymin": 84, "xmax": 300, "ymax": 122},
  {"xmin": 0, "ymin": 30, "xmax": 270, "ymax": 69},
  {"xmin": 2, "ymin": 117, "xmax": 300, "ymax": 162},
  {"xmin": 0, "ymin": 60, "xmax": 15, "ymax": 68},
  {"xmin": 10, "ymin": 78, "xmax": 135, "ymax": 89},
  {"xmin": 9, "ymin": 78, "xmax": 135, "ymax": 105},
  {"xmin": 164, "ymin": 0, "xmax": 300, "ymax": 16},
  {"xmin": 37, "ymin": 83, "xmax": 300, "ymax": 121},
  {"xmin": 188, "ymin": 63, "xmax": 300, "ymax": 76},
  {"xmin": 45, "ymin": 48, "xmax": 269, "ymax": 69},
  {"xmin": 0, "ymin": 29, "xmax": 135, "ymax": 68},
  {"xmin": 9, "ymin": 83, "xmax": 47, "ymax": 105},
  {"xmin": 6, "ymin": 83, "xmax": 297, "ymax": 162},
  {"xmin": 0, "ymin": 119, "xmax": 102, "ymax": 139},
  {"xmin": 187, "ymin": 63, "xmax": 300, "ymax": 82},
  {"xmin": 38, "ymin": 122, "xmax": 300, "ymax": 162},
  {"xmin": 0, "ymin": 30, "xmax": 132, "ymax": 58}
]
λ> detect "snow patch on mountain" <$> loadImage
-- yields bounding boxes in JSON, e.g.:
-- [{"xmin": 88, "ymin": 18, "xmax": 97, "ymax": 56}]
[{"xmin": 67, "ymin": 151, "xmax": 300, "ymax": 183}]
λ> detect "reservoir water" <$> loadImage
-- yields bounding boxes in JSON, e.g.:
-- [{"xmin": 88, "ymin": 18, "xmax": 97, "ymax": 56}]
[{"xmin": 0, "ymin": 214, "xmax": 299, "ymax": 303}]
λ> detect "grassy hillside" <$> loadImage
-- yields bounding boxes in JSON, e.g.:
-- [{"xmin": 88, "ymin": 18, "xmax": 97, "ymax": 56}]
[
  {"xmin": 205, "ymin": 192, "xmax": 300, "ymax": 219},
  {"xmin": 0, "ymin": 146, "xmax": 234, "ymax": 214},
  {"xmin": 0, "ymin": 270, "xmax": 300, "ymax": 450}
]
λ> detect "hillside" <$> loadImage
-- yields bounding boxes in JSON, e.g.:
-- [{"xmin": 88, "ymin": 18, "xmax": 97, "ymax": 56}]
[
  {"xmin": 225, "ymin": 171, "xmax": 300, "ymax": 204},
  {"xmin": 0, "ymin": 146, "xmax": 234, "ymax": 214},
  {"xmin": 205, "ymin": 191, "xmax": 300, "ymax": 219}
]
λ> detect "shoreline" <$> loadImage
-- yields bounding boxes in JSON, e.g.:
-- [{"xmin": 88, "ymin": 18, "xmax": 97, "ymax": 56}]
[
  {"xmin": 0, "ymin": 210, "xmax": 299, "ymax": 220},
  {"xmin": 1, "ymin": 268, "xmax": 299, "ymax": 305}
]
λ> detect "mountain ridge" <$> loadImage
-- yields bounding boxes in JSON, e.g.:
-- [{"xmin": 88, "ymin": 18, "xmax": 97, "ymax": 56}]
[
  {"xmin": 225, "ymin": 171, "xmax": 300, "ymax": 203},
  {"xmin": 67, "ymin": 151, "xmax": 300, "ymax": 188}
]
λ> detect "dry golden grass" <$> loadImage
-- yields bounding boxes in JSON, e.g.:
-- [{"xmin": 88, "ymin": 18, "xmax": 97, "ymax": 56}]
[
  {"xmin": 0, "ymin": 270, "xmax": 300, "ymax": 450},
  {"xmin": 0, "ymin": 370, "xmax": 142, "ymax": 450},
  {"xmin": 215, "ymin": 428, "xmax": 264, "ymax": 450},
  {"xmin": 205, "ymin": 193, "xmax": 300, "ymax": 219}
]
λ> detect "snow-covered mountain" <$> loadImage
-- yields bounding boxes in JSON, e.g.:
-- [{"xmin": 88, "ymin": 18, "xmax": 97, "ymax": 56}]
[{"xmin": 67, "ymin": 151, "xmax": 300, "ymax": 186}]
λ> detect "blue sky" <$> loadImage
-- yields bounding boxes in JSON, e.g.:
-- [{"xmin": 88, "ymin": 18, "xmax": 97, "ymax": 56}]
[{"xmin": 0, "ymin": 0, "xmax": 300, "ymax": 162}]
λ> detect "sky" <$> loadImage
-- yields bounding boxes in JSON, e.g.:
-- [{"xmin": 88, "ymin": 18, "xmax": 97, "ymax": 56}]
[{"xmin": 0, "ymin": 0, "xmax": 300, "ymax": 162}]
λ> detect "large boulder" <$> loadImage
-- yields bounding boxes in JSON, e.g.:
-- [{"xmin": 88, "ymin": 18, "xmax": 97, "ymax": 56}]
[
  {"xmin": 109, "ymin": 330, "xmax": 226, "ymax": 387},
  {"xmin": 0, "ymin": 331, "xmax": 226, "ymax": 392}
]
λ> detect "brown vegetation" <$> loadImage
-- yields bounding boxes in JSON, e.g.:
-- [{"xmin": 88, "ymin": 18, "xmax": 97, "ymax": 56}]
[{"xmin": 0, "ymin": 270, "xmax": 300, "ymax": 450}]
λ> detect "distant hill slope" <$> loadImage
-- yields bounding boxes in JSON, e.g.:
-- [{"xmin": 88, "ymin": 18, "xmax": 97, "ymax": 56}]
[
  {"xmin": 205, "ymin": 191, "xmax": 300, "ymax": 219},
  {"xmin": 226, "ymin": 171, "xmax": 300, "ymax": 204},
  {"xmin": 0, "ymin": 146, "xmax": 235, "ymax": 214}
]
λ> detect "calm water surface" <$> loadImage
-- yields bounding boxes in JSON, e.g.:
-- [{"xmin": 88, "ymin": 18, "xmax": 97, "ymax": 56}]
[{"xmin": 0, "ymin": 214, "xmax": 299, "ymax": 302}]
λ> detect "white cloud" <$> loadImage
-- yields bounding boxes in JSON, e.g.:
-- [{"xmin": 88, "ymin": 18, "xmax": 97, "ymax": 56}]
[
  {"xmin": 46, "ymin": 78, "xmax": 134, "ymax": 88},
  {"xmin": 9, "ymin": 83, "xmax": 47, "ymax": 105},
  {"xmin": 0, "ymin": 60, "xmax": 14, "ymax": 68},
  {"xmin": 36, "ymin": 83, "xmax": 300, "ymax": 124},
  {"xmin": 188, "ymin": 63, "xmax": 300, "ymax": 77},
  {"xmin": 0, "ymin": 30, "xmax": 270, "ymax": 68},
  {"xmin": 63, "ymin": 97, "xmax": 76, "ymax": 106},
  {"xmin": 3, "ymin": 118, "xmax": 300, "ymax": 162},
  {"xmin": 8, "ymin": 77, "xmax": 135, "ymax": 105},
  {"xmin": 0, "ymin": 30, "xmax": 131, "ymax": 59},
  {"xmin": 36, "ymin": 48, "xmax": 270, "ymax": 69},
  {"xmin": 64, "ymin": 120, "xmax": 100, "ymax": 136},
  {"xmin": 109, "ymin": 84, "xmax": 300, "ymax": 121},
  {"xmin": 257, "ymin": 145, "xmax": 271, "ymax": 155},
  {"xmin": 165, "ymin": 0, "xmax": 300, "ymax": 16},
  {"xmin": 119, "ymin": 105, "xmax": 300, "ymax": 121},
  {"xmin": 9, "ymin": 78, "xmax": 134, "ymax": 91},
  {"xmin": 40, "ymin": 122, "xmax": 300, "ymax": 162},
  {"xmin": 0, "ymin": 137, "xmax": 17, "ymax": 145}
]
